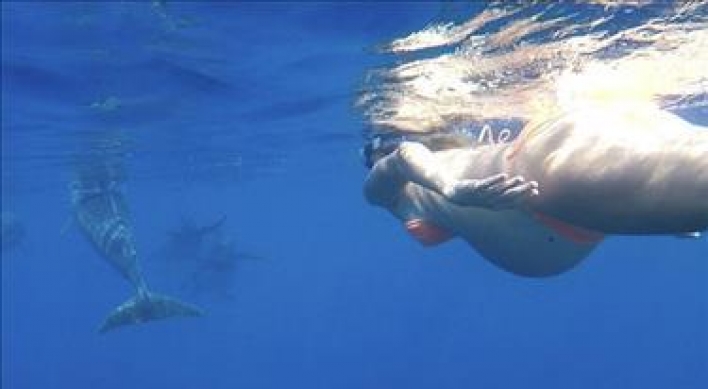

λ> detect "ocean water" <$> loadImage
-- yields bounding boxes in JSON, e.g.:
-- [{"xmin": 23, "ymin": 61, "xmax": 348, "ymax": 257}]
[{"xmin": 1, "ymin": 2, "xmax": 706, "ymax": 389}]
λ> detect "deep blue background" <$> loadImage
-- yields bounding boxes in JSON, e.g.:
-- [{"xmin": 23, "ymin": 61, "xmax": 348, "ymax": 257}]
[{"xmin": 2, "ymin": 2, "xmax": 706, "ymax": 389}]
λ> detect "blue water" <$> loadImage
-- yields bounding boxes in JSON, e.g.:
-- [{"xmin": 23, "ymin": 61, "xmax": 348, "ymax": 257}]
[{"xmin": 2, "ymin": 2, "xmax": 706, "ymax": 389}]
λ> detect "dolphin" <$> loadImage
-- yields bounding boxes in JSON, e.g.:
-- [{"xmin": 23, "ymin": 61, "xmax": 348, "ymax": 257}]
[
  {"xmin": 165, "ymin": 215, "xmax": 227, "ymax": 262},
  {"xmin": 70, "ymin": 162, "xmax": 202, "ymax": 333}
]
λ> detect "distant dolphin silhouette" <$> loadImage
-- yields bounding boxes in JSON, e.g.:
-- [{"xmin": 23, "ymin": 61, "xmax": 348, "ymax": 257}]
[
  {"xmin": 168, "ymin": 215, "xmax": 227, "ymax": 254},
  {"xmin": 70, "ymin": 162, "xmax": 202, "ymax": 333}
]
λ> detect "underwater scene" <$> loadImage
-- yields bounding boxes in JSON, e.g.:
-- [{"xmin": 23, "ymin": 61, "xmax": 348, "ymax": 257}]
[{"xmin": 2, "ymin": 1, "xmax": 707, "ymax": 388}]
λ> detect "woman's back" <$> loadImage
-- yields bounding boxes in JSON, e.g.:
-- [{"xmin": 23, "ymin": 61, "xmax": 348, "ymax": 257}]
[{"xmin": 512, "ymin": 105, "xmax": 708, "ymax": 233}]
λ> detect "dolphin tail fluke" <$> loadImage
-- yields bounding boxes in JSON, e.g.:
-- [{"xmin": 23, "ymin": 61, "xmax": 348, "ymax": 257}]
[{"xmin": 98, "ymin": 291, "xmax": 203, "ymax": 333}]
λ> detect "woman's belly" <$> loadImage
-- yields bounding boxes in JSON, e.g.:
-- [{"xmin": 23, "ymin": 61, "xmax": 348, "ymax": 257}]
[{"xmin": 410, "ymin": 187, "xmax": 599, "ymax": 277}]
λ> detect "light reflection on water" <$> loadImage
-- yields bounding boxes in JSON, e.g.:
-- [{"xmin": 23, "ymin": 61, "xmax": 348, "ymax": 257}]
[{"xmin": 359, "ymin": 1, "xmax": 707, "ymax": 135}]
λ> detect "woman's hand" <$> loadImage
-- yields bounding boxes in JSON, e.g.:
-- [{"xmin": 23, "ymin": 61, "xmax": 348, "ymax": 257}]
[{"xmin": 442, "ymin": 173, "xmax": 539, "ymax": 210}]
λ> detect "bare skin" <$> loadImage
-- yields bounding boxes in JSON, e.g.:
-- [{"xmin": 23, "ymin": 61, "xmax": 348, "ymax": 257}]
[
  {"xmin": 511, "ymin": 104, "xmax": 708, "ymax": 234},
  {"xmin": 364, "ymin": 104, "xmax": 707, "ymax": 276}
]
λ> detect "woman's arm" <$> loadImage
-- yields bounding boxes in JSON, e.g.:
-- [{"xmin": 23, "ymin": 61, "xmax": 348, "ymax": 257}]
[
  {"xmin": 363, "ymin": 148, "xmax": 409, "ymax": 208},
  {"xmin": 364, "ymin": 141, "xmax": 538, "ymax": 209}
]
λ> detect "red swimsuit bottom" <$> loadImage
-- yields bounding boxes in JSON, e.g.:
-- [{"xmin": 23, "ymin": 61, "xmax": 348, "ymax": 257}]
[{"xmin": 404, "ymin": 214, "xmax": 603, "ymax": 247}]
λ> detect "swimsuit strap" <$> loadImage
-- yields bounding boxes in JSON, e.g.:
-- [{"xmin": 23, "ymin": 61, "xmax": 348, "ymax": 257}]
[
  {"xmin": 507, "ymin": 112, "xmax": 567, "ymax": 162},
  {"xmin": 532, "ymin": 211, "xmax": 604, "ymax": 244}
]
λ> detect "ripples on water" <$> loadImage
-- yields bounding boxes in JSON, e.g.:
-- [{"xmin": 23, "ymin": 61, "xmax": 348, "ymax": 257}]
[
  {"xmin": 358, "ymin": 0, "xmax": 707, "ymax": 135},
  {"xmin": 2, "ymin": 1, "xmax": 706, "ymax": 195},
  {"xmin": 1, "ymin": 2, "xmax": 359, "ymax": 195}
]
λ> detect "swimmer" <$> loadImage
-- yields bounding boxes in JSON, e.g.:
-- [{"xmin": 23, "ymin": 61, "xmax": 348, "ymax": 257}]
[{"xmin": 363, "ymin": 104, "xmax": 708, "ymax": 277}]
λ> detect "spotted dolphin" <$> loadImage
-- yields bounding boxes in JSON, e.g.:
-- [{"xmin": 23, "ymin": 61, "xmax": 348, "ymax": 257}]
[{"xmin": 70, "ymin": 162, "xmax": 202, "ymax": 333}]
